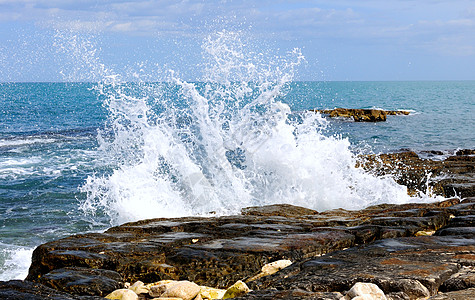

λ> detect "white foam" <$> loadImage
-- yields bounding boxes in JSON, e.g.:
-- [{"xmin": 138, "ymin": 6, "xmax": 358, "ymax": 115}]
[
  {"xmin": 0, "ymin": 247, "xmax": 33, "ymax": 281},
  {"xmin": 0, "ymin": 138, "xmax": 56, "ymax": 148},
  {"xmin": 79, "ymin": 31, "xmax": 434, "ymax": 226}
]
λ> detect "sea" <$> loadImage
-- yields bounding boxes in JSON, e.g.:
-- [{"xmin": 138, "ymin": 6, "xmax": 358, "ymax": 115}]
[{"xmin": 0, "ymin": 33, "xmax": 474, "ymax": 282}]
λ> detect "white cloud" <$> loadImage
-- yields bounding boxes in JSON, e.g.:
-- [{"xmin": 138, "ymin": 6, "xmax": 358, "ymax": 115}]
[{"xmin": 1, "ymin": 0, "xmax": 475, "ymax": 58}]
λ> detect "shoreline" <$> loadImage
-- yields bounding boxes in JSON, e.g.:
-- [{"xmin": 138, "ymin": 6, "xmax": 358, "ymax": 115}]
[{"xmin": 1, "ymin": 149, "xmax": 474, "ymax": 299}]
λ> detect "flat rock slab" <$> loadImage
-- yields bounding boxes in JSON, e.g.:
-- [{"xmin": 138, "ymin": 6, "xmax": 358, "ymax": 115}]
[
  {"xmin": 241, "ymin": 198, "xmax": 475, "ymax": 299},
  {"xmin": 429, "ymin": 288, "xmax": 475, "ymax": 299},
  {"xmin": 0, "ymin": 280, "xmax": 104, "ymax": 300},
  {"xmin": 19, "ymin": 198, "xmax": 474, "ymax": 299}
]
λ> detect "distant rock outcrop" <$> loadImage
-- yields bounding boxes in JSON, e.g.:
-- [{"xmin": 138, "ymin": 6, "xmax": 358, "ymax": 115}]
[{"xmin": 311, "ymin": 108, "xmax": 410, "ymax": 122}]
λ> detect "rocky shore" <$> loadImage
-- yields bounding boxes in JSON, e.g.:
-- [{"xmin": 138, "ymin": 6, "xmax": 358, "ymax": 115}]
[{"xmin": 1, "ymin": 150, "xmax": 474, "ymax": 299}]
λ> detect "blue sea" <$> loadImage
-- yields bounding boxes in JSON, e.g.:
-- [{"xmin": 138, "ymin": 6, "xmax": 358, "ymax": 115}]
[{"xmin": 1, "ymin": 80, "xmax": 473, "ymax": 280}]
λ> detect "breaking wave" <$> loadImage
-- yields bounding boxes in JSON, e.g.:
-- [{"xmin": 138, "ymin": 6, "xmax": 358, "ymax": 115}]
[{"xmin": 79, "ymin": 31, "xmax": 419, "ymax": 225}]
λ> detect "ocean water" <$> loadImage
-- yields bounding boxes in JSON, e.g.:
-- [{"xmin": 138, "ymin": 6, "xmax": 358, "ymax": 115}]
[{"xmin": 0, "ymin": 33, "xmax": 474, "ymax": 282}]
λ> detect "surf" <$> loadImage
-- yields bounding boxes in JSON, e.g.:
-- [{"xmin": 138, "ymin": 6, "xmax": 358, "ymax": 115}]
[{"xmin": 79, "ymin": 30, "xmax": 423, "ymax": 226}]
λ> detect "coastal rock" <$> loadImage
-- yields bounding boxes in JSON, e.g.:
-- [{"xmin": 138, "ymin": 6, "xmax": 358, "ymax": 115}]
[
  {"xmin": 0, "ymin": 280, "xmax": 104, "ymax": 300},
  {"xmin": 357, "ymin": 151, "xmax": 475, "ymax": 198},
  {"xmin": 246, "ymin": 234, "xmax": 471, "ymax": 298},
  {"xmin": 128, "ymin": 281, "xmax": 148, "ymax": 294},
  {"xmin": 345, "ymin": 282, "xmax": 387, "ymax": 299},
  {"xmin": 159, "ymin": 281, "xmax": 200, "ymax": 300},
  {"xmin": 312, "ymin": 108, "xmax": 411, "ymax": 122},
  {"xmin": 26, "ymin": 206, "xmax": 361, "ymax": 290},
  {"xmin": 16, "ymin": 195, "xmax": 475, "ymax": 299},
  {"xmin": 149, "ymin": 281, "xmax": 177, "ymax": 297},
  {"xmin": 429, "ymin": 288, "xmax": 475, "ymax": 299},
  {"xmin": 234, "ymin": 288, "xmax": 344, "ymax": 299},
  {"xmin": 241, "ymin": 204, "xmax": 318, "ymax": 217},
  {"xmin": 440, "ymin": 266, "xmax": 475, "ymax": 292},
  {"xmin": 199, "ymin": 286, "xmax": 226, "ymax": 299},
  {"xmin": 312, "ymin": 108, "xmax": 410, "ymax": 119},
  {"xmin": 25, "ymin": 200, "xmax": 469, "ymax": 296},
  {"xmin": 36, "ymin": 267, "xmax": 123, "ymax": 296},
  {"xmin": 314, "ymin": 108, "xmax": 389, "ymax": 122},
  {"xmin": 247, "ymin": 260, "xmax": 293, "ymax": 282},
  {"xmin": 105, "ymin": 289, "xmax": 138, "ymax": 300},
  {"xmin": 241, "ymin": 198, "xmax": 475, "ymax": 299},
  {"xmin": 222, "ymin": 280, "xmax": 250, "ymax": 299}
]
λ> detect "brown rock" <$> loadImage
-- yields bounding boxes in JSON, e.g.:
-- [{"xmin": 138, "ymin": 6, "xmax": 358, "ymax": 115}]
[
  {"xmin": 36, "ymin": 267, "xmax": 123, "ymax": 296},
  {"xmin": 20, "ymin": 195, "xmax": 475, "ymax": 299},
  {"xmin": 160, "ymin": 281, "xmax": 200, "ymax": 300},
  {"xmin": 429, "ymin": 288, "xmax": 475, "ymax": 299},
  {"xmin": 357, "ymin": 151, "xmax": 475, "ymax": 198},
  {"xmin": 319, "ymin": 108, "xmax": 388, "ymax": 122}
]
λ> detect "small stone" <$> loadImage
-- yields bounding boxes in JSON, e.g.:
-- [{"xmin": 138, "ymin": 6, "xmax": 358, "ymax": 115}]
[
  {"xmin": 395, "ymin": 279, "xmax": 430, "ymax": 298},
  {"xmin": 129, "ymin": 281, "xmax": 149, "ymax": 294},
  {"xmin": 147, "ymin": 280, "xmax": 177, "ymax": 289},
  {"xmin": 261, "ymin": 259, "xmax": 292, "ymax": 275},
  {"xmin": 105, "ymin": 288, "xmax": 139, "ymax": 300},
  {"xmin": 415, "ymin": 230, "xmax": 435, "ymax": 236},
  {"xmin": 248, "ymin": 259, "xmax": 293, "ymax": 281},
  {"xmin": 346, "ymin": 282, "xmax": 387, "ymax": 300},
  {"xmin": 199, "ymin": 286, "xmax": 226, "ymax": 299},
  {"xmin": 149, "ymin": 280, "xmax": 178, "ymax": 297},
  {"xmin": 160, "ymin": 281, "xmax": 201, "ymax": 300},
  {"xmin": 223, "ymin": 280, "xmax": 250, "ymax": 299}
]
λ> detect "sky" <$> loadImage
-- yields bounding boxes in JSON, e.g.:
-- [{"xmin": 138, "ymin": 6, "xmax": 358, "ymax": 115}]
[{"xmin": 0, "ymin": 0, "xmax": 474, "ymax": 81}]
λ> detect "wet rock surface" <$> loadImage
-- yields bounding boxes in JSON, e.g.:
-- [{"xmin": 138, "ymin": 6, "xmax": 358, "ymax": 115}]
[
  {"xmin": 358, "ymin": 150, "xmax": 475, "ymax": 198},
  {"xmin": 1, "ymin": 151, "xmax": 474, "ymax": 299},
  {"xmin": 0, "ymin": 197, "xmax": 467, "ymax": 299},
  {"xmin": 240, "ymin": 197, "xmax": 475, "ymax": 299},
  {"xmin": 36, "ymin": 267, "xmax": 123, "ymax": 296},
  {"xmin": 0, "ymin": 280, "xmax": 104, "ymax": 300}
]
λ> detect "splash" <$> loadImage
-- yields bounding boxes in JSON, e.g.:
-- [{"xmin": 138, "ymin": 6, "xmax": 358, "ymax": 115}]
[
  {"xmin": 0, "ymin": 247, "xmax": 34, "ymax": 281},
  {"xmin": 80, "ymin": 31, "xmax": 415, "ymax": 225}
]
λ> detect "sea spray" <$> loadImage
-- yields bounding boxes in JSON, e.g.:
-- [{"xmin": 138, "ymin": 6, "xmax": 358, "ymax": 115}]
[
  {"xmin": 80, "ymin": 30, "xmax": 415, "ymax": 226},
  {"xmin": 0, "ymin": 247, "xmax": 34, "ymax": 281}
]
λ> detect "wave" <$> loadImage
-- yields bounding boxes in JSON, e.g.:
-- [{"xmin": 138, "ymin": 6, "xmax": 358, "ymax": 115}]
[
  {"xmin": 78, "ymin": 31, "xmax": 433, "ymax": 226},
  {"xmin": 0, "ymin": 246, "xmax": 33, "ymax": 281}
]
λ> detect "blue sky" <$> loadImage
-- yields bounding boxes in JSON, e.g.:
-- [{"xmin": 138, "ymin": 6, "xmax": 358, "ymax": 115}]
[{"xmin": 0, "ymin": 0, "xmax": 474, "ymax": 81}]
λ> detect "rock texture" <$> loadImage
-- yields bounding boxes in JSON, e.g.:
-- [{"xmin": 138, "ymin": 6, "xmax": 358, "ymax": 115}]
[
  {"xmin": 240, "ymin": 198, "xmax": 475, "ymax": 299},
  {"xmin": 311, "ymin": 108, "xmax": 410, "ymax": 122},
  {"xmin": 2, "ymin": 197, "xmax": 466, "ymax": 299},
  {"xmin": 1, "ymin": 150, "xmax": 473, "ymax": 299},
  {"xmin": 0, "ymin": 280, "xmax": 104, "ymax": 300},
  {"xmin": 357, "ymin": 150, "xmax": 475, "ymax": 198}
]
